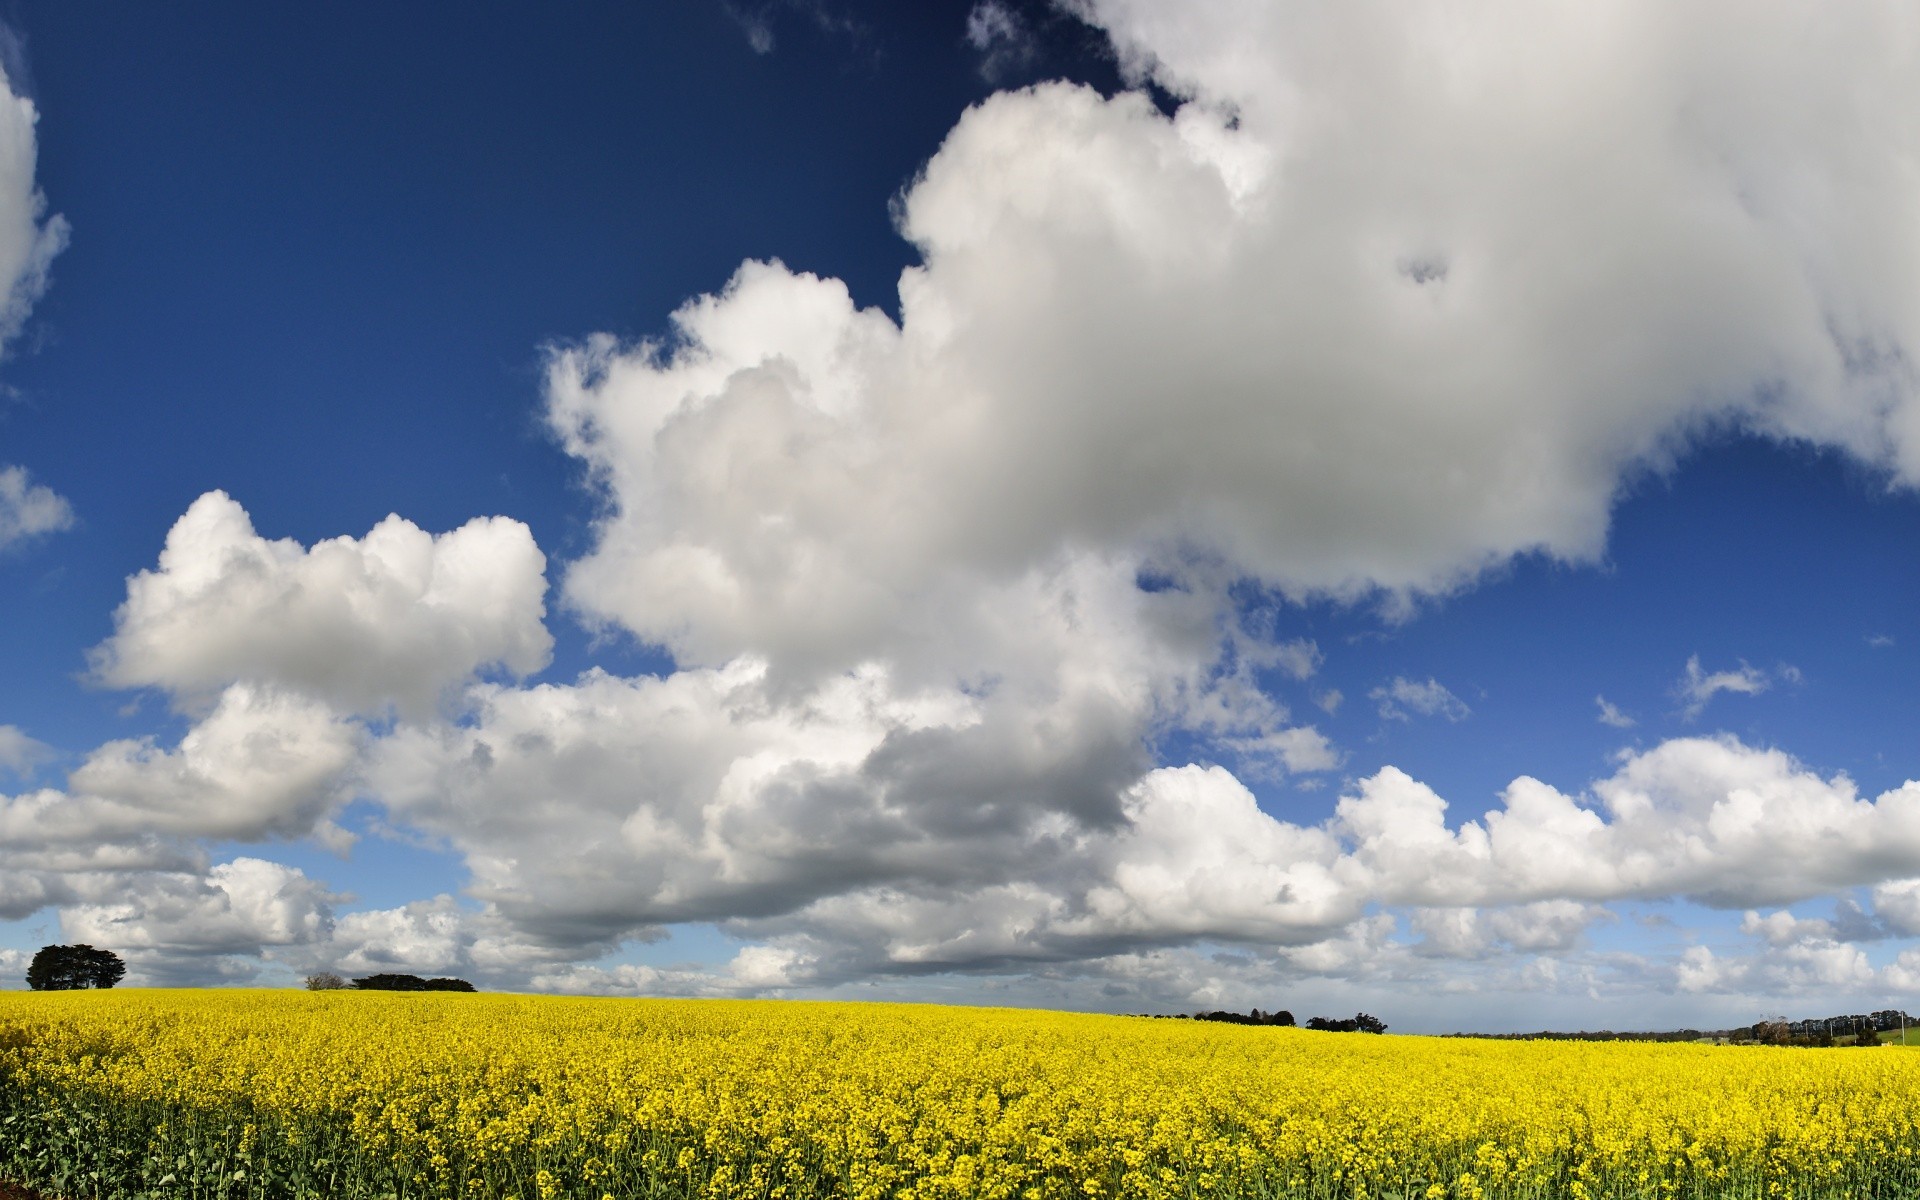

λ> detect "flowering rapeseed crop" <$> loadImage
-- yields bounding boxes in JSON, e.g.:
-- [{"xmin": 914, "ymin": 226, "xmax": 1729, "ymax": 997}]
[{"xmin": 3, "ymin": 990, "xmax": 1919, "ymax": 1199}]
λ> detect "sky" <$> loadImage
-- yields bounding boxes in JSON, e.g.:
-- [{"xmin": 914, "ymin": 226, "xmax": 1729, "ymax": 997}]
[{"xmin": 0, "ymin": 1, "xmax": 1917, "ymax": 1033}]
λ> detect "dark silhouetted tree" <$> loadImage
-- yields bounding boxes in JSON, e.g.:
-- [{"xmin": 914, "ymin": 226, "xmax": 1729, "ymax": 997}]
[
  {"xmin": 352, "ymin": 973, "xmax": 429, "ymax": 991},
  {"xmin": 1306, "ymin": 1012, "xmax": 1388, "ymax": 1034},
  {"xmin": 352, "ymin": 973, "xmax": 477, "ymax": 992},
  {"xmin": 26, "ymin": 944, "xmax": 125, "ymax": 991}
]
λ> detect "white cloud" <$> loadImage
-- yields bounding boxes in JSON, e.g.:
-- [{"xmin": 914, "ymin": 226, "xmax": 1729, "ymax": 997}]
[
  {"xmin": 1370, "ymin": 676, "xmax": 1470, "ymax": 722},
  {"xmin": 965, "ymin": 1, "xmax": 1038, "ymax": 82},
  {"xmin": 0, "ymin": 60, "xmax": 65, "ymax": 352},
  {"xmin": 1740, "ymin": 908, "xmax": 1836, "ymax": 947},
  {"xmin": 965, "ymin": 1, "xmax": 1022, "ymax": 49},
  {"xmin": 356, "ymin": 674, "xmax": 1920, "ymax": 985},
  {"xmin": 1676, "ymin": 655, "xmax": 1773, "ymax": 720},
  {"xmin": 20, "ymin": 1, "xmax": 1920, "ymax": 1014},
  {"xmin": 0, "ymin": 724, "xmax": 47, "ymax": 775},
  {"xmin": 1266, "ymin": 638, "xmax": 1322, "ymax": 682},
  {"xmin": 1595, "ymin": 695, "xmax": 1635, "ymax": 729},
  {"xmin": 721, "ymin": 1, "xmax": 867, "ymax": 57},
  {"xmin": 62, "ymin": 858, "xmax": 339, "ymax": 952},
  {"xmin": 1675, "ymin": 940, "xmax": 1876, "ymax": 996},
  {"xmin": 89, "ymin": 491, "xmax": 551, "ymax": 719},
  {"xmin": 1873, "ymin": 879, "xmax": 1920, "ymax": 936},
  {"xmin": 0, "ymin": 60, "xmax": 72, "ymax": 555},
  {"xmin": 0, "ymin": 465, "xmax": 72, "ymax": 550},
  {"xmin": 1411, "ymin": 901, "xmax": 1604, "ymax": 959},
  {"xmin": 0, "ymin": 684, "xmax": 360, "ymax": 886},
  {"xmin": 57, "ymin": 857, "xmax": 342, "ymax": 984},
  {"xmin": 60, "ymin": 683, "xmax": 361, "ymax": 844},
  {"xmin": 517, "ymin": 0, "xmax": 1920, "ymax": 1000}
]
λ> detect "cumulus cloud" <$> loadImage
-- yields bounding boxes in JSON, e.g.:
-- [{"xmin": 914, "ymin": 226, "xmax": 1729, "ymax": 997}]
[
  {"xmin": 1873, "ymin": 879, "xmax": 1920, "ymax": 936},
  {"xmin": 0, "ymin": 465, "xmax": 72, "ymax": 550},
  {"xmin": 518, "ymin": 0, "xmax": 1920, "ymax": 1002},
  {"xmin": 0, "ymin": 683, "xmax": 360, "ymax": 905},
  {"xmin": 0, "ymin": 59, "xmax": 65, "ymax": 351},
  {"xmin": 1370, "ymin": 676, "xmax": 1470, "ymax": 722},
  {"xmin": 21, "ymin": 1, "xmax": 1920, "ymax": 1011},
  {"xmin": 357, "ymin": 682, "xmax": 1920, "ymax": 989},
  {"xmin": 1676, "ymin": 943, "xmax": 1850, "ymax": 995},
  {"xmin": 89, "ymin": 491, "xmax": 551, "ymax": 719},
  {"xmin": 59, "ymin": 683, "xmax": 361, "ymax": 844},
  {"xmin": 1410, "ymin": 902, "xmax": 1606, "ymax": 960},
  {"xmin": 63, "ymin": 858, "xmax": 340, "ymax": 956},
  {"xmin": 559, "ymin": 0, "xmax": 1920, "ymax": 665}
]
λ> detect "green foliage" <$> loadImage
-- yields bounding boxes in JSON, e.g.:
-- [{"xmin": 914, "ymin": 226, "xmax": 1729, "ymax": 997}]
[{"xmin": 25, "ymin": 945, "xmax": 125, "ymax": 992}]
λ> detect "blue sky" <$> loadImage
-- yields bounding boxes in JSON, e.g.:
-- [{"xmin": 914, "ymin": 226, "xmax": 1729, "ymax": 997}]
[{"xmin": 1, "ymin": 1, "xmax": 1918, "ymax": 1032}]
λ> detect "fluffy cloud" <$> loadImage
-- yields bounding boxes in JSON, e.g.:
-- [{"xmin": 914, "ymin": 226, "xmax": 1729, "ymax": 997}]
[
  {"xmin": 1872, "ymin": 879, "xmax": 1920, "ymax": 936},
  {"xmin": 0, "ymin": 61, "xmax": 73, "ymax": 556},
  {"xmin": 524, "ymin": 0, "xmax": 1920, "ymax": 1004},
  {"xmin": 19, "ymin": 2, "xmax": 1920, "ymax": 1014},
  {"xmin": 0, "ymin": 683, "xmax": 359, "ymax": 854},
  {"xmin": 0, "ymin": 61, "xmax": 65, "ymax": 350},
  {"xmin": 63, "ymin": 858, "xmax": 339, "ymax": 955},
  {"xmin": 0, "ymin": 465, "xmax": 72, "ymax": 551},
  {"xmin": 1339, "ymin": 737, "xmax": 1920, "ymax": 910},
  {"xmin": 557, "ymin": 0, "xmax": 1920, "ymax": 680},
  {"xmin": 1676, "ymin": 940, "xmax": 1877, "ymax": 996},
  {"xmin": 1410, "ymin": 902, "xmax": 1605, "ymax": 959},
  {"xmin": 90, "ymin": 492, "xmax": 551, "ymax": 718},
  {"xmin": 359, "ymin": 679, "xmax": 1920, "ymax": 988}
]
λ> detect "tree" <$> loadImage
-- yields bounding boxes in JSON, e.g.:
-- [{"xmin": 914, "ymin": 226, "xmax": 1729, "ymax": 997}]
[
  {"xmin": 26, "ymin": 944, "xmax": 125, "ymax": 991},
  {"xmin": 305, "ymin": 972, "xmax": 347, "ymax": 990},
  {"xmin": 353, "ymin": 973, "xmax": 429, "ymax": 991},
  {"xmin": 351, "ymin": 973, "xmax": 477, "ymax": 992}
]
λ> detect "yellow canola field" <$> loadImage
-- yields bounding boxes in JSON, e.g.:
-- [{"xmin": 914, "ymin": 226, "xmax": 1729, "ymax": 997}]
[{"xmin": 3, "ymin": 991, "xmax": 1920, "ymax": 1200}]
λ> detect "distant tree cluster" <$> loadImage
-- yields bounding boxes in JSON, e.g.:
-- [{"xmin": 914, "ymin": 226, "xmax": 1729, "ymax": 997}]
[
  {"xmin": 26, "ymin": 944, "xmax": 124, "ymax": 991},
  {"xmin": 1132, "ymin": 1008, "xmax": 1388, "ymax": 1033},
  {"xmin": 1449, "ymin": 1010, "xmax": 1914, "ymax": 1047},
  {"xmin": 1305, "ymin": 1013, "xmax": 1388, "ymax": 1034},
  {"xmin": 1197, "ymin": 1008, "xmax": 1296, "ymax": 1027},
  {"xmin": 304, "ymin": 972, "xmax": 348, "ymax": 990},
  {"xmin": 1740, "ymin": 1012, "xmax": 1901, "ymax": 1048},
  {"xmin": 351, "ymin": 973, "xmax": 476, "ymax": 992},
  {"xmin": 1461, "ymin": 1029, "xmax": 1713, "ymax": 1043}
]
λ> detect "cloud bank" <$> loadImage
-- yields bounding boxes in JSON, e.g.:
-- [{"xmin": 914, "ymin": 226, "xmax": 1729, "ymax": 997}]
[{"xmin": 8, "ymin": 1, "xmax": 1920, "ymax": 1018}]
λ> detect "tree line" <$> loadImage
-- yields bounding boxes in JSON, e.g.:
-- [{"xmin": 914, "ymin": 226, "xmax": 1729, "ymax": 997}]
[
  {"xmin": 305, "ymin": 972, "xmax": 476, "ymax": 991},
  {"xmin": 1450, "ymin": 1010, "xmax": 1915, "ymax": 1047},
  {"xmin": 1135, "ymin": 1007, "xmax": 1388, "ymax": 1033},
  {"xmin": 18, "ymin": 946, "xmax": 478, "ymax": 994}
]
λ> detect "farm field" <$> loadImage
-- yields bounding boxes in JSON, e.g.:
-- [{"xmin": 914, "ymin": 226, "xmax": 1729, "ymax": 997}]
[{"xmin": 5, "ymin": 992, "xmax": 1920, "ymax": 1199}]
